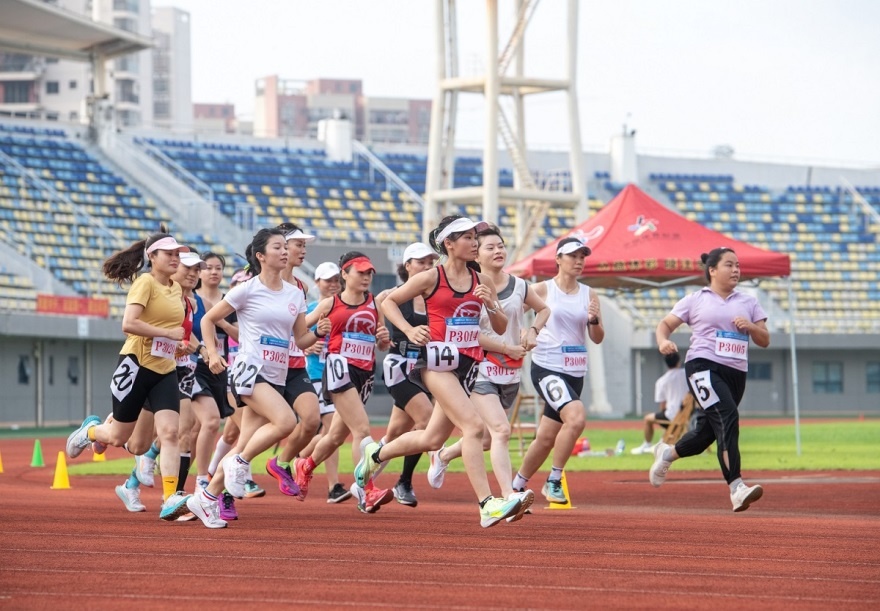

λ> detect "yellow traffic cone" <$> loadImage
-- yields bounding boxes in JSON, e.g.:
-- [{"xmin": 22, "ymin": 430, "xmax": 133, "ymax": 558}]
[
  {"xmin": 546, "ymin": 471, "xmax": 575, "ymax": 510},
  {"xmin": 50, "ymin": 451, "xmax": 71, "ymax": 489},
  {"xmin": 92, "ymin": 449, "xmax": 106, "ymax": 462},
  {"xmin": 0, "ymin": 448, "xmax": 4, "ymax": 473}
]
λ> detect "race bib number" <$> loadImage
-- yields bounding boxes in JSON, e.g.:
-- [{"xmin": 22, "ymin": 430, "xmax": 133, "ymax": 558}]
[
  {"xmin": 340, "ymin": 332, "xmax": 375, "ymax": 361},
  {"xmin": 383, "ymin": 354, "xmax": 415, "ymax": 387},
  {"xmin": 538, "ymin": 374, "xmax": 573, "ymax": 410},
  {"xmin": 478, "ymin": 360, "xmax": 519, "ymax": 384},
  {"xmin": 444, "ymin": 317, "xmax": 480, "ymax": 348},
  {"xmin": 231, "ymin": 356, "xmax": 261, "ymax": 397},
  {"xmin": 150, "ymin": 337, "xmax": 177, "ymax": 360},
  {"xmin": 288, "ymin": 336, "xmax": 304, "ymax": 358},
  {"xmin": 318, "ymin": 341, "xmax": 328, "ymax": 364},
  {"xmin": 562, "ymin": 345, "xmax": 588, "ymax": 374},
  {"xmin": 689, "ymin": 370, "xmax": 720, "ymax": 409},
  {"xmin": 426, "ymin": 341, "xmax": 460, "ymax": 372},
  {"xmin": 176, "ymin": 352, "xmax": 196, "ymax": 371},
  {"xmin": 715, "ymin": 330, "xmax": 749, "ymax": 361},
  {"xmin": 111, "ymin": 356, "xmax": 140, "ymax": 403},
  {"xmin": 259, "ymin": 335, "xmax": 289, "ymax": 369},
  {"xmin": 215, "ymin": 339, "xmax": 227, "ymax": 358},
  {"xmin": 325, "ymin": 354, "xmax": 351, "ymax": 392}
]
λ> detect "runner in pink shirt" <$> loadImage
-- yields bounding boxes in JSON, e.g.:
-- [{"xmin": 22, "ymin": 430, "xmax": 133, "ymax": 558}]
[{"xmin": 650, "ymin": 247, "xmax": 769, "ymax": 512}]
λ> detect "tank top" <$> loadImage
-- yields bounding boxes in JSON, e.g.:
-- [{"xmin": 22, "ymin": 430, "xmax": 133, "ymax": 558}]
[
  {"xmin": 194, "ymin": 292, "xmax": 229, "ymax": 358},
  {"xmin": 386, "ymin": 295, "xmax": 428, "ymax": 358},
  {"xmin": 477, "ymin": 275, "xmax": 527, "ymax": 385},
  {"xmin": 176, "ymin": 297, "xmax": 197, "ymax": 372},
  {"xmin": 288, "ymin": 277, "xmax": 308, "ymax": 369},
  {"xmin": 425, "ymin": 265, "xmax": 484, "ymax": 362},
  {"xmin": 326, "ymin": 292, "xmax": 378, "ymax": 371},
  {"xmin": 531, "ymin": 279, "xmax": 591, "ymax": 375}
]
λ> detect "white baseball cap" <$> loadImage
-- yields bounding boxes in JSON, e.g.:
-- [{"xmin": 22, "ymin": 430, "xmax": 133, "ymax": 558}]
[
  {"xmin": 179, "ymin": 252, "xmax": 207, "ymax": 269},
  {"xmin": 314, "ymin": 262, "xmax": 341, "ymax": 280},
  {"xmin": 402, "ymin": 242, "xmax": 439, "ymax": 263},
  {"xmin": 285, "ymin": 229, "xmax": 316, "ymax": 243},
  {"xmin": 435, "ymin": 217, "xmax": 490, "ymax": 244},
  {"xmin": 556, "ymin": 237, "xmax": 592, "ymax": 257}
]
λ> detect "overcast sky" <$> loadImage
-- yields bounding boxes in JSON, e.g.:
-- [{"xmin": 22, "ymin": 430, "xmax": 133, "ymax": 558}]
[{"xmin": 155, "ymin": 0, "xmax": 880, "ymax": 167}]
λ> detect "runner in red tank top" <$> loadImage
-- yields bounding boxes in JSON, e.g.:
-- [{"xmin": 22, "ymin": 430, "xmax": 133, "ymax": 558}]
[
  {"xmin": 288, "ymin": 251, "xmax": 394, "ymax": 513},
  {"xmin": 358, "ymin": 215, "xmax": 525, "ymax": 528}
]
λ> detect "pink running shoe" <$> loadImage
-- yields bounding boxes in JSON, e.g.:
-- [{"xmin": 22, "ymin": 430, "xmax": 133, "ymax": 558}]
[
  {"xmin": 266, "ymin": 457, "xmax": 301, "ymax": 497},
  {"xmin": 363, "ymin": 485, "xmax": 393, "ymax": 514},
  {"xmin": 219, "ymin": 492, "xmax": 238, "ymax": 521},
  {"xmin": 293, "ymin": 458, "xmax": 312, "ymax": 501}
]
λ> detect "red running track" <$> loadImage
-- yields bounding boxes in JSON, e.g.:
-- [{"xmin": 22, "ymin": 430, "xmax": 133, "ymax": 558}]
[{"xmin": 0, "ymin": 436, "xmax": 878, "ymax": 610}]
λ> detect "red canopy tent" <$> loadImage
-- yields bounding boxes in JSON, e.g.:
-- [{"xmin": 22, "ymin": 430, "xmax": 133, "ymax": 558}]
[{"xmin": 508, "ymin": 184, "xmax": 791, "ymax": 287}]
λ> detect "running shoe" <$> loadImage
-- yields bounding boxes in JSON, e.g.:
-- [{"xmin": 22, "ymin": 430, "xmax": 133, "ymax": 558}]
[
  {"xmin": 219, "ymin": 491, "xmax": 239, "ymax": 520},
  {"xmin": 350, "ymin": 482, "xmax": 366, "ymax": 512},
  {"xmin": 327, "ymin": 483, "xmax": 352, "ymax": 504},
  {"xmin": 135, "ymin": 453, "xmax": 156, "ymax": 488},
  {"xmin": 512, "ymin": 487, "xmax": 533, "ymax": 515},
  {"xmin": 222, "ymin": 454, "xmax": 248, "ymax": 499},
  {"xmin": 363, "ymin": 485, "xmax": 393, "ymax": 514},
  {"xmin": 479, "ymin": 496, "xmax": 522, "ymax": 528},
  {"xmin": 426, "ymin": 446, "xmax": 448, "ymax": 489},
  {"xmin": 649, "ymin": 442, "xmax": 672, "ymax": 488},
  {"xmin": 354, "ymin": 438, "xmax": 383, "ymax": 488},
  {"xmin": 115, "ymin": 484, "xmax": 146, "ymax": 512},
  {"xmin": 392, "ymin": 481, "xmax": 418, "ymax": 507},
  {"xmin": 186, "ymin": 492, "xmax": 227, "ymax": 529},
  {"xmin": 65, "ymin": 415, "xmax": 101, "ymax": 459},
  {"xmin": 506, "ymin": 489, "xmax": 534, "ymax": 523},
  {"xmin": 731, "ymin": 483, "xmax": 764, "ymax": 512},
  {"xmin": 293, "ymin": 457, "xmax": 312, "ymax": 501},
  {"xmin": 542, "ymin": 479, "xmax": 567, "ymax": 504},
  {"xmin": 176, "ymin": 512, "xmax": 198, "ymax": 522},
  {"xmin": 266, "ymin": 457, "xmax": 300, "ymax": 497},
  {"xmin": 158, "ymin": 491, "xmax": 192, "ymax": 521},
  {"xmin": 244, "ymin": 479, "xmax": 266, "ymax": 498}
]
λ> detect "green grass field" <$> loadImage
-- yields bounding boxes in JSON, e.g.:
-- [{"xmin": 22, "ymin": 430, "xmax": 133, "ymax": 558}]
[{"xmin": 63, "ymin": 421, "xmax": 880, "ymax": 477}]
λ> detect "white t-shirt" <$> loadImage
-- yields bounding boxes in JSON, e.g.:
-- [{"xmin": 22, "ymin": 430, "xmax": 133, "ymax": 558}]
[
  {"xmin": 224, "ymin": 277, "xmax": 306, "ymax": 386},
  {"xmin": 655, "ymin": 367, "xmax": 689, "ymax": 420}
]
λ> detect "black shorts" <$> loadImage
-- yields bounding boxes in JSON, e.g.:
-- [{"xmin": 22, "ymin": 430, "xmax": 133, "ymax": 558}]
[
  {"xmin": 283, "ymin": 367, "xmax": 317, "ymax": 407},
  {"xmin": 111, "ymin": 354, "xmax": 180, "ymax": 424},
  {"xmin": 652, "ymin": 409, "xmax": 671, "ymax": 428},
  {"xmin": 230, "ymin": 374, "xmax": 286, "ymax": 408},
  {"xmin": 531, "ymin": 363, "xmax": 584, "ymax": 424},
  {"xmin": 322, "ymin": 361, "xmax": 375, "ymax": 406},
  {"xmin": 410, "ymin": 354, "xmax": 479, "ymax": 397},
  {"xmin": 193, "ymin": 360, "xmax": 234, "ymax": 418},
  {"xmin": 176, "ymin": 364, "xmax": 197, "ymax": 400}
]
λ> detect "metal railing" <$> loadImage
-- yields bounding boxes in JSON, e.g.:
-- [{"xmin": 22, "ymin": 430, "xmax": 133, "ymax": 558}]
[{"xmin": 351, "ymin": 140, "xmax": 425, "ymax": 208}]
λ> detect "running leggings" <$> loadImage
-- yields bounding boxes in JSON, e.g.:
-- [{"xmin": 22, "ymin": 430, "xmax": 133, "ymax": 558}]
[{"xmin": 675, "ymin": 358, "xmax": 747, "ymax": 484}]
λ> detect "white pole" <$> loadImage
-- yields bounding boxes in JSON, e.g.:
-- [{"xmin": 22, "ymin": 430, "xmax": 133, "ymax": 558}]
[
  {"xmin": 483, "ymin": 0, "xmax": 500, "ymax": 225},
  {"xmin": 566, "ymin": 0, "xmax": 587, "ymax": 221},
  {"xmin": 424, "ymin": 0, "xmax": 448, "ymax": 241},
  {"xmin": 787, "ymin": 276, "xmax": 802, "ymax": 455}
]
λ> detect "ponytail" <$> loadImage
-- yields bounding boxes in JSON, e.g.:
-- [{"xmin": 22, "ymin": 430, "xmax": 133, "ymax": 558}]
[{"xmin": 103, "ymin": 223, "xmax": 171, "ymax": 285}]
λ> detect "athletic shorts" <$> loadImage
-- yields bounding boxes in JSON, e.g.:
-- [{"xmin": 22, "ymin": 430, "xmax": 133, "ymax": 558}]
[
  {"xmin": 283, "ymin": 367, "xmax": 317, "ymax": 407},
  {"xmin": 410, "ymin": 354, "xmax": 479, "ymax": 397},
  {"xmin": 531, "ymin": 363, "xmax": 584, "ymax": 423},
  {"xmin": 111, "ymin": 354, "xmax": 179, "ymax": 424},
  {"xmin": 322, "ymin": 361, "xmax": 374, "ymax": 406},
  {"xmin": 312, "ymin": 380, "xmax": 336, "ymax": 415},
  {"xmin": 176, "ymin": 364, "xmax": 197, "ymax": 400},
  {"xmin": 230, "ymin": 374, "xmax": 286, "ymax": 409},
  {"xmin": 193, "ymin": 360, "xmax": 234, "ymax": 418},
  {"xmin": 653, "ymin": 409, "xmax": 671, "ymax": 427},
  {"xmin": 472, "ymin": 380, "xmax": 520, "ymax": 410}
]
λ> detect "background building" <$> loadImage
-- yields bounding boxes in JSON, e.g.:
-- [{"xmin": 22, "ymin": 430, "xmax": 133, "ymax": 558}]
[{"xmin": 151, "ymin": 6, "xmax": 192, "ymax": 131}]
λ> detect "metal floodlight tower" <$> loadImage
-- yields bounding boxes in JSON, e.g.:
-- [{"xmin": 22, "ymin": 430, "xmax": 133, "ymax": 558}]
[{"xmin": 423, "ymin": 0, "xmax": 587, "ymax": 260}]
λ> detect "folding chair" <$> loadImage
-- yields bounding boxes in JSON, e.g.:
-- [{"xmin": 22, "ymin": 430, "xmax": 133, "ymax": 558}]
[
  {"xmin": 509, "ymin": 393, "xmax": 539, "ymax": 456},
  {"xmin": 661, "ymin": 393, "xmax": 695, "ymax": 445}
]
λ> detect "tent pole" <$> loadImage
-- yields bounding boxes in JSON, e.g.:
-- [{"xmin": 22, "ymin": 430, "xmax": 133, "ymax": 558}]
[{"xmin": 787, "ymin": 276, "xmax": 802, "ymax": 456}]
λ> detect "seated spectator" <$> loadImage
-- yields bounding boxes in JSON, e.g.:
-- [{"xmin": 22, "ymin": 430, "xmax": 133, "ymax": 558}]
[{"xmin": 631, "ymin": 352, "xmax": 689, "ymax": 455}]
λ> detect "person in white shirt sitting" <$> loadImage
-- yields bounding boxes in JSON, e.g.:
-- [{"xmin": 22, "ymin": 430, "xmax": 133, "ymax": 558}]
[{"xmin": 632, "ymin": 352, "xmax": 689, "ymax": 455}]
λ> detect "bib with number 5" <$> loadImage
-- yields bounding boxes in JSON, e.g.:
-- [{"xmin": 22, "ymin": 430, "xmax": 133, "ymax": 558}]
[
  {"xmin": 688, "ymin": 369, "xmax": 720, "ymax": 409},
  {"xmin": 325, "ymin": 354, "xmax": 352, "ymax": 391},
  {"xmin": 425, "ymin": 341, "xmax": 460, "ymax": 372},
  {"xmin": 232, "ymin": 356, "xmax": 262, "ymax": 397},
  {"xmin": 538, "ymin": 374, "xmax": 573, "ymax": 410}
]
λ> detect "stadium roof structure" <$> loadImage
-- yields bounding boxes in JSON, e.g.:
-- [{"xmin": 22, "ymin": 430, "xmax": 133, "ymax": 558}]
[
  {"xmin": 507, "ymin": 184, "xmax": 792, "ymax": 288},
  {"xmin": 0, "ymin": 0, "xmax": 151, "ymax": 62}
]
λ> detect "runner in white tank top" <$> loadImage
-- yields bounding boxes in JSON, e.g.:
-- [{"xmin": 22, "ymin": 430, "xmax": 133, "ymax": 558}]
[
  {"xmin": 432, "ymin": 226, "xmax": 550, "ymax": 521},
  {"xmin": 512, "ymin": 237, "xmax": 604, "ymax": 506}
]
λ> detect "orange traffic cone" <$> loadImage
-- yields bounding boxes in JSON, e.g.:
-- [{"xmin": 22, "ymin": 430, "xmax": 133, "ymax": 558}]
[{"xmin": 50, "ymin": 451, "xmax": 71, "ymax": 489}]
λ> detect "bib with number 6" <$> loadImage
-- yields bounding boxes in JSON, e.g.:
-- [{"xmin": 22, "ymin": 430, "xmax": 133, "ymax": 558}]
[
  {"xmin": 538, "ymin": 374, "xmax": 573, "ymax": 410},
  {"xmin": 232, "ymin": 356, "xmax": 262, "ymax": 396},
  {"xmin": 325, "ymin": 354, "xmax": 352, "ymax": 391},
  {"xmin": 688, "ymin": 369, "xmax": 720, "ymax": 409},
  {"xmin": 425, "ymin": 341, "xmax": 460, "ymax": 372}
]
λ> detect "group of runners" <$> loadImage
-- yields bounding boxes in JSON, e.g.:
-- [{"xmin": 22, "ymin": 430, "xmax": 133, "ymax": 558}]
[{"xmin": 65, "ymin": 217, "xmax": 769, "ymax": 528}]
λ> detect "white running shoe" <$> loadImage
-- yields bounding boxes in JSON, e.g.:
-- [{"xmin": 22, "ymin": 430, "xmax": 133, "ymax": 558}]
[
  {"xmin": 426, "ymin": 446, "xmax": 448, "ymax": 489},
  {"xmin": 630, "ymin": 442, "xmax": 652, "ymax": 455},
  {"xmin": 115, "ymin": 484, "xmax": 146, "ymax": 512},
  {"xmin": 135, "ymin": 454, "xmax": 156, "ymax": 488},
  {"xmin": 506, "ymin": 489, "xmax": 535, "ymax": 523},
  {"xmin": 185, "ymin": 492, "xmax": 227, "ymax": 529},
  {"xmin": 731, "ymin": 483, "xmax": 764, "ymax": 512},
  {"xmin": 649, "ymin": 442, "xmax": 672, "ymax": 487},
  {"xmin": 222, "ymin": 454, "xmax": 249, "ymax": 499}
]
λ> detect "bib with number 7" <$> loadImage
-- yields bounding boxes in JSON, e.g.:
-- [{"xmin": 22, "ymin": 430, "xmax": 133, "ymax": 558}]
[{"xmin": 688, "ymin": 370, "xmax": 720, "ymax": 409}]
